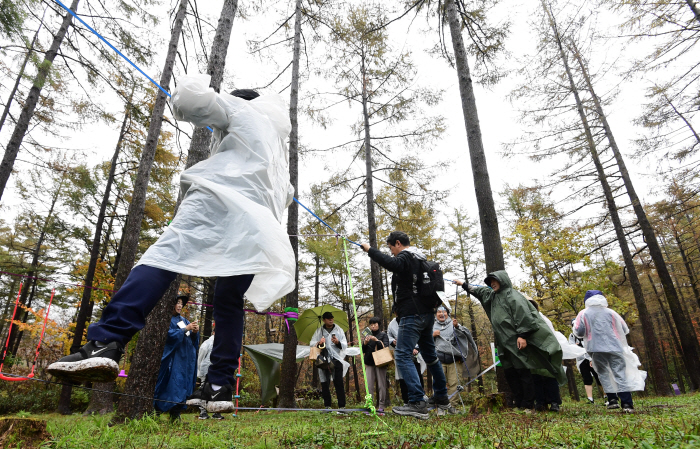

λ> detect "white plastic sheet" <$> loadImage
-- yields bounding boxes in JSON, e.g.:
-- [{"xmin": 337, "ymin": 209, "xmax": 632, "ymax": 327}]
[
  {"xmin": 136, "ymin": 75, "xmax": 296, "ymax": 310},
  {"xmin": 539, "ymin": 312, "xmax": 586, "ymax": 361}
]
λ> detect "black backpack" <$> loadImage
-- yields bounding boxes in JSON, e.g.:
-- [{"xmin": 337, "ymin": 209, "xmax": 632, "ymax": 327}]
[{"xmin": 412, "ymin": 255, "xmax": 445, "ymax": 309}]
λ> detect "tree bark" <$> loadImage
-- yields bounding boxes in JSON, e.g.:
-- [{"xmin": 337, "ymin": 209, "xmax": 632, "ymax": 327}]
[
  {"xmin": 0, "ymin": 0, "xmax": 79, "ymax": 202},
  {"xmin": 360, "ymin": 54, "xmax": 384, "ymax": 323},
  {"xmin": 565, "ymin": 359, "xmax": 580, "ymax": 401},
  {"xmin": 673, "ymin": 226, "xmax": 700, "ymax": 309},
  {"xmin": 546, "ymin": 5, "xmax": 671, "ymax": 395},
  {"xmin": 685, "ymin": 0, "xmax": 700, "ymax": 24},
  {"xmin": 0, "ymin": 9, "xmax": 46, "ymax": 134},
  {"xmin": 7, "ymin": 176, "xmax": 65, "ymax": 355},
  {"xmin": 571, "ymin": 43, "xmax": 700, "ymax": 391},
  {"xmin": 110, "ymin": 0, "xmax": 189, "ymax": 422},
  {"xmin": 57, "ymin": 105, "xmax": 130, "ymax": 414},
  {"xmin": 278, "ymin": 0, "xmax": 302, "ymax": 409},
  {"xmin": 445, "ymin": 0, "xmax": 505, "ymax": 274}
]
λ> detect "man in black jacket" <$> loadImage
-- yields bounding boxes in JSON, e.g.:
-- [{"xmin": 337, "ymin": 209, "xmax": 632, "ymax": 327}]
[{"xmin": 361, "ymin": 231, "xmax": 448, "ymax": 419}]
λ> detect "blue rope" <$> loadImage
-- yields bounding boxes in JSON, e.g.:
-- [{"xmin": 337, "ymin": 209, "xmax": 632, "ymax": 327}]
[
  {"xmin": 54, "ymin": 0, "xmax": 364, "ymax": 249},
  {"xmin": 54, "ymin": 0, "xmax": 214, "ymax": 131},
  {"xmin": 293, "ymin": 198, "xmax": 360, "ymax": 247}
]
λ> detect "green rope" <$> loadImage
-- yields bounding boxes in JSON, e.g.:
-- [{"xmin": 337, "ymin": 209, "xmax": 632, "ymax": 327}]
[
  {"xmin": 284, "ymin": 307, "xmax": 299, "ymax": 322},
  {"xmin": 341, "ymin": 237, "xmax": 376, "ymax": 417}
]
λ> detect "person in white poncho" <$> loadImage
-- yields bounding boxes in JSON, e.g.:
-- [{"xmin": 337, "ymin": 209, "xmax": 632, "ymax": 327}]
[
  {"xmin": 48, "ymin": 75, "xmax": 296, "ymax": 414},
  {"xmin": 309, "ymin": 311, "xmax": 349, "ymax": 413},
  {"xmin": 573, "ymin": 290, "xmax": 646, "ymax": 412}
]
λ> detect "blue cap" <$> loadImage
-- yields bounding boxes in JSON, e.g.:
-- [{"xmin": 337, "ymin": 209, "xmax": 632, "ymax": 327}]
[{"xmin": 584, "ymin": 290, "xmax": 603, "ymax": 300}]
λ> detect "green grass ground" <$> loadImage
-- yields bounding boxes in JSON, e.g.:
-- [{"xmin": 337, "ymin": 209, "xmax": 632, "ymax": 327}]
[{"xmin": 8, "ymin": 394, "xmax": 700, "ymax": 448}]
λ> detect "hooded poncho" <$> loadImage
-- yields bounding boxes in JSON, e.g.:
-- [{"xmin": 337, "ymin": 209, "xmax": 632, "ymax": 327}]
[
  {"xmin": 136, "ymin": 74, "xmax": 296, "ymax": 311},
  {"xmin": 153, "ymin": 314, "xmax": 199, "ymax": 412},
  {"xmin": 433, "ymin": 314, "xmax": 481, "ymax": 379},
  {"xmin": 573, "ymin": 290, "xmax": 646, "ymax": 392},
  {"xmin": 468, "ymin": 270, "xmax": 566, "ymax": 385}
]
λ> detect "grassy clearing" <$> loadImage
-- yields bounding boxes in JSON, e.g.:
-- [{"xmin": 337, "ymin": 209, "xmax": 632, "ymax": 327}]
[{"xmin": 5, "ymin": 393, "xmax": 699, "ymax": 448}]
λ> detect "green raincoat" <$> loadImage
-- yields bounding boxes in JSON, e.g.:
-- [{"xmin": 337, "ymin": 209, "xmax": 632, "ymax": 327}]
[{"xmin": 470, "ymin": 271, "xmax": 566, "ymax": 385}]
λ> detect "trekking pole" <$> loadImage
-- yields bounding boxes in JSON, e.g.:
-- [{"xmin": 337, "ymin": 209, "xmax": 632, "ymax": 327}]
[{"xmin": 233, "ymin": 353, "xmax": 242, "ymax": 417}]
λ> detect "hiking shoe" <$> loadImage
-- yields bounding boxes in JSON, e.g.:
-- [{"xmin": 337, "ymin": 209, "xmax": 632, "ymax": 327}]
[
  {"xmin": 607, "ymin": 398, "xmax": 620, "ymax": 410},
  {"xmin": 211, "ymin": 413, "xmax": 225, "ymax": 420},
  {"xmin": 622, "ymin": 404, "xmax": 634, "ymax": 413},
  {"xmin": 392, "ymin": 401, "xmax": 429, "ymax": 420},
  {"xmin": 427, "ymin": 395, "xmax": 451, "ymax": 413},
  {"xmin": 436, "ymin": 404, "xmax": 458, "ymax": 416},
  {"xmin": 550, "ymin": 403, "xmax": 560, "ymax": 412},
  {"xmin": 186, "ymin": 382, "xmax": 234, "ymax": 413},
  {"xmin": 47, "ymin": 341, "xmax": 123, "ymax": 382}
]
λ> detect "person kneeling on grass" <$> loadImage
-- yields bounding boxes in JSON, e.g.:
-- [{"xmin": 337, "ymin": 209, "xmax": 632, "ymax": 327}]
[
  {"xmin": 573, "ymin": 290, "xmax": 646, "ymax": 413},
  {"xmin": 454, "ymin": 272, "xmax": 566, "ymax": 412}
]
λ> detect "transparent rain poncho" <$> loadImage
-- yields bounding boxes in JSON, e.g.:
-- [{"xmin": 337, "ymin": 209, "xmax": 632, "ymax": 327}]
[
  {"xmin": 136, "ymin": 75, "xmax": 296, "ymax": 311},
  {"xmin": 538, "ymin": 312, "xmax": 586, "ymax": 361},
  {"xmin": 573, "ymin": 294, "xmax": 647, "ymax": 392}
]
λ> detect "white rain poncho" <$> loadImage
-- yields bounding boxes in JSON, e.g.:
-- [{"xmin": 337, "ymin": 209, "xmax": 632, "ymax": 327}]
[
  {"xmin": 387, "ymin": 318, "xmax": 426, "ymax": 379},
  {"xmin": 197, "ymin": 335, "xmax": 214, "ymax": 381},
  {"xmin": 573, "ymin": 293, "xmax": 646, "ymax": 392},
  {"xmin": 136, "ymin": 75, "xmax": 296, "ymax": 310},
  {"xmin": 309, "ymin": 324, "xmax": 349, "ymax": 382},
  {"xmin": 538, "ymin": 312, "xmax": 586, "ymax": 361}
]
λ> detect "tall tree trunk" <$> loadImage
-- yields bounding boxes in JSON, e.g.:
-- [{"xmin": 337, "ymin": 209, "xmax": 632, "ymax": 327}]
[
  {"xmin": 0, "ymin": 277, "xmax": 19, "ymax": 339},
  {"xmin": 111, "ymin": 0, "xmax": 189, "ymax": 423},
  {"xmin": 0, "ymin": 9, "xmax": 46, "ymax": 134},
  {"xmin": 565, "ymin": 359, "xmax": 580, "ymax": 401},
  {"xmin": 360, "ymin": 54, "xmax": 384, "ymax": 323},
  {"xmin": 279, "ymin": 0, "xmax": 302, "ymax": 409},
  {"xmin": 673, "ymin": 226, "xmax": 700, "ymax": 309},
  {"xmin": 57, "ymin": 105, "xmax": 131, "ymax": 414},
  {"xmin": 7, "ymin": 176, "xmax": 65, "ymax": 355},
  {"xmin": 445, "ymin": 0, "xmax": 508, "ymax": 397},
  {"xmin": 546, "ymin": 5, "xmax": 672, "ymax": 395},
  {"xmin": 0, "ymin": 0, "xmax": 79, "ymax": 201},
  {"xmin": 571, "ymin": 44, "xmax": 700, "ymax": 391},
  {"xmin": 445, "ymin": 0, "xmax": 505, "ymax": 274},
  {"xmin": 685, "ymin": 0, "xmax": 700, "ymax": 23}
]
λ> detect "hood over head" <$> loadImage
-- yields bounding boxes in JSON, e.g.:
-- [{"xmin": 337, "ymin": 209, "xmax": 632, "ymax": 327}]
[
  {"xmin": 483, "ymin": 270, "xmax": 513, "ymax": 290},
  {"xmin": 584, "ymin": 292, "xmax": 608, "ymax": 308},
  {"xmin": 402, "ymin": 245, "xmax": 426, "ymax": 260}
]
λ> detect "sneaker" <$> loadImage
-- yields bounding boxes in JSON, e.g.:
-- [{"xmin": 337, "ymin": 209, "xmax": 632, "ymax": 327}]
[
  {"xmin": 622, "ymin": 404, "xmax": 634, "ymax": 413},
  {"xmin": 549, "ymin": 403, "xmax": 560, "ymax": 412},
  {"xmin": 186, "ymin": 382, "xmax": 234, "ymax": 413},
  {"xmin": 607, "ymin": 398, "xmax": 620, "ymax": 410},
  {"xmin": 322, "ymin": 407, "xmax": 333, "ymax": 413},
  {"xmin": 392, "ymin": 401, "xmax": 429, "ymax": 420},
  {"xmin": 336, "ymin": 407, "xmax": 351, "ymax": 415},
  {"xmin": 587, "ymin": 398, "xmax": 594, "ymax": 404},
  {"xmin": 197, "ymin": 410, "xmax": 210, "ymax": 420},
  {"xmin": 427, "ymin": 395, "xmax": 450, "ymax": 412},
  {"xmin": 211, "ymin": 413, "xmax": 225, "ymax": 420},
  {"xmin": 47, "ymin": 341, "xmax": 123, "ymax": 382},
  {"xmin": 436, "ymin": 405, "xmax": 458, "ymax": 416},
  {"xmin": 519, "ymin": 408, "xmax": 534, "ymax": 414}
]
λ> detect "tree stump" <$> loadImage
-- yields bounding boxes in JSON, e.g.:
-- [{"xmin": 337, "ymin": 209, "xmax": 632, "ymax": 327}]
[
  {"xmin": 0, "ymin": 418, "xmax": 49, "ymax": 448},
  {"xmin": 469, "ymin": 393, "xmax": 505, "ymax": 414}
]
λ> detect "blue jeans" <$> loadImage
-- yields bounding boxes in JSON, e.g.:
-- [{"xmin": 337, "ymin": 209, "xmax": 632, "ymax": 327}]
[
  {"xmin": 395, "ymin": 313, "xmax": 447, "ymax": 403},
  {"xmin": 87, "ymin": 264, "xmax": 254, "ymax": 386}
]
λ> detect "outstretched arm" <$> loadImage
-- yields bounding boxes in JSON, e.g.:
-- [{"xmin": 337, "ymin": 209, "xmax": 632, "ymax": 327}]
[{"xmin": 170, "ymin": 75, "xmax": 229, "ymax": 130}]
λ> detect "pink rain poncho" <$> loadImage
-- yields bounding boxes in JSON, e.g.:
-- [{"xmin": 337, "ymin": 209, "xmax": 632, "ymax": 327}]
[{"xmin": 136, "ymin": 75, "xmax": 296, "ymax": 311}]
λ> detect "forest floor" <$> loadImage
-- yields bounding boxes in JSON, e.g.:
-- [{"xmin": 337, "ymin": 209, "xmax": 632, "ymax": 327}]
[{"xmin": 4, "ymin": 393, "xmax": 699, "ymax": 448}]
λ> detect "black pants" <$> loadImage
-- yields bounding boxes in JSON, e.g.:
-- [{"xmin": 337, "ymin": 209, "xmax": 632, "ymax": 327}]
[
  {"xmin": 87, "ymin": 264, "xmax": 254, "ymax": 386},
  {"xmin": 320, "ymin": 362, "xmax": 346, "ymax": 408},
  {"xmin": 504, "ymin": 367, "xmax": 535, "ymax": 409},
  {"xmin": 608, "ymin": 392, "xmax": 633, "ymax": 407},
  {"xmin": 398, "ymin": 360, "xmax": 424, "ymax": 404},
  {"xmin": 579, "ymin": 359, "xmax": 601, "ymax": 386},
  {"xmin": 533, "ymin": 374, "xmax": 561, "ymax": 407}
]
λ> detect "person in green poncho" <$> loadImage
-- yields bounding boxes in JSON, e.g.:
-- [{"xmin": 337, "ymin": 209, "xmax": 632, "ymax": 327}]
[{"xmin": 453, "ymin": 271, "xmax": 566, "ymax": 411}]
